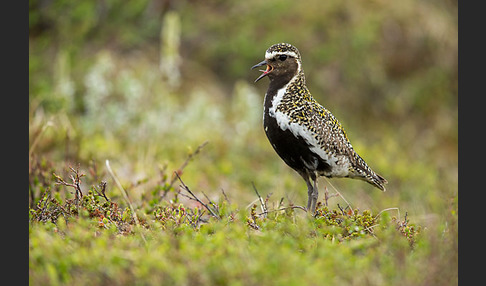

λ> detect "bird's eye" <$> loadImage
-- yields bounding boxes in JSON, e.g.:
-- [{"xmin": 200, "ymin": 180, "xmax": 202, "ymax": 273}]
[{"xmin": 278, "ymin": 54, "xmax": 288, "ymax": 61}]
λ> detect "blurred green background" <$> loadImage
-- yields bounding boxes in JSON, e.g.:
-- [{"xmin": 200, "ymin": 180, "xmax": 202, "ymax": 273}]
[{"xmin": 29, "ymin": 0, "xmax": 457, "ymax": 230}]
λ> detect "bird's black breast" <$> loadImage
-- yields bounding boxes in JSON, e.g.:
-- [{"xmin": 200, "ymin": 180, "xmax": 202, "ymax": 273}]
[{"xmin": 263, "ymin": 92, "xmax": 331, "ymax": 175}]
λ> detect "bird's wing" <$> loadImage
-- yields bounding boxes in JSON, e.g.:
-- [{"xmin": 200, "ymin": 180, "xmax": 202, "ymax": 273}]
[
  {"xmin": 307, "ymin": 100, "xmax": 387, "ymax": 189},
  {"xmin": 306, "ymin": 101, "xmax": 356, "ymax": 158}
]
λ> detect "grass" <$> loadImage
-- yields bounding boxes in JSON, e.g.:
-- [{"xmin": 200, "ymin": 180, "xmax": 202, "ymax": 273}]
[{"xmin": 29, "ymin": 149, "xmax": 456, "ymax": 285}]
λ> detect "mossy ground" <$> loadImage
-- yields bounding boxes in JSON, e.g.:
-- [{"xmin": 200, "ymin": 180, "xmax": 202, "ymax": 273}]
[{"xmin": 29, "ymin": 161, "xmax": 453, "ymax": 285}]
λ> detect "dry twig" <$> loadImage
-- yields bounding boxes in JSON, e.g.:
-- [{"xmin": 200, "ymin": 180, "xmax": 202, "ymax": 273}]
[
  {"xmin": 92, "ymin": 181, "xmax": 110, "ymax": 202},
  {"xmin": 105, "ymin": 160, "xmax": 147, "ymax": 245},
  {"xmin": 375, "ymin": 207, "xmax": 400, "ymax": 221},
  {"xmin": 161, "ymin": 141, "xmax": 209, "ymax": 199},
  {"xmin": 255, "ymin": 205, "xmax": 307, "ymax": 217},
  {"xmin": 221, "ymin": 188, "xmax": 230, "ymax": 204},
  {"xmin": 323, "ymin": 186, "xmax": 338, "ymax": 206},
  {"xmin": 323, "ymin": 177, "xmax": 354, "ymax": 215},
  {"xmin": 175, "ymin": 171, "xmax": 220, "ymax": 219},
  {"xmin": 251, "ymin": 182, "xmax": 268, "ymax": 217},
  {"xmin": 53, "ymin": 165, "xmax": 84, "ymax": 205}
]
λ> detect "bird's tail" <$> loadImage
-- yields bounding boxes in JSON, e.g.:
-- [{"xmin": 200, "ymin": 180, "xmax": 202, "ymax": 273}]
[
  {"xmin": 351, "ymin": 155, "xmax": 388, "ymax": 191},
  {"xmin": 368, "ymin": 172, "xmax": 387, "ymax": 192}
]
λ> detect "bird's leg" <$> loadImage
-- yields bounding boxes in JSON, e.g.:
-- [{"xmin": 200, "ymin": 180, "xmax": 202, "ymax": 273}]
[
  {"xmin": 299, "ymin": 171, "xmax": 314, "ymax": 212},
  {"xmin": 299, "ymin": 171, "xmax": 319, "ymax": 214},
  {"xmin": 306, "ymin": 182, "xmax": 314, "ymax": 212},
  {"xmin": 309, "ymin": 173, "xmax": 319, "ymax": 214}
]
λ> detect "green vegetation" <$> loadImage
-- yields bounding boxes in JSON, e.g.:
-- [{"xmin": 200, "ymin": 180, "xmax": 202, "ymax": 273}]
[
  {"xmin": 30, "ymin": 0, "xmax": 457, "ymax": 285},
  {"xmin": 30, "ymin": 166, "xmax": 427, "ymax": 285}
]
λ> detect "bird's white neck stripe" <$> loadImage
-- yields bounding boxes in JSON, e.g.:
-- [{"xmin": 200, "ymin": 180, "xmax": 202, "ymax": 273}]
[
  {"xmin": 265, "ymin": 51, "xmax": 301, "ymax": 74},
  {"xmin": 265, "ymin": 50, "xmax": 299, "ymax": 59}
]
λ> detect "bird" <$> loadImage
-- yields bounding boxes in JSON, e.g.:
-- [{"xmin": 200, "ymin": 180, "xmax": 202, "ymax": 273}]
[{"xmin": 251, "ymin": 43, "xmax": 387, "ymax": 214}]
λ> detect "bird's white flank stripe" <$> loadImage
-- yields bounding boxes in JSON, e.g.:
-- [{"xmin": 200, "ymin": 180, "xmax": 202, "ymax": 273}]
[{"xmin": 268, "ymin": 77, "xmax": 350, "ymax": 177}]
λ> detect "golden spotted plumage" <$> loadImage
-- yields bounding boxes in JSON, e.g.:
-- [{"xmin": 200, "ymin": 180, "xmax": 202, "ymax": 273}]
[{"xmin": 253, "ymin": 43, "xmax": 387, "ymax": 213}]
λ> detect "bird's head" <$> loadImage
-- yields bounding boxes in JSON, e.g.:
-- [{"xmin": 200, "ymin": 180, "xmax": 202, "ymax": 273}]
[{"xmin": 251, "ymin": 43, "xmax": 302, "ymax": 84}]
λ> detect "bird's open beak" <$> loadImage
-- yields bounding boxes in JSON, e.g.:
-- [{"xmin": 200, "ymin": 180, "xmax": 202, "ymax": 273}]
[{"xmin": 251, "ymin": 60, "xmax": 273, "ymax": 83}]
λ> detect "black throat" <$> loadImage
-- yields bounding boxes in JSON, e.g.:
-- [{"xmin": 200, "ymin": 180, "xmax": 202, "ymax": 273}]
[
  {"xmin": 267, "ymin": 68, "xmax": 296, "ymax": 96},
  {"xmin": 264, "ymin": 71, "xmax": 303, "ymax": 114}
]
